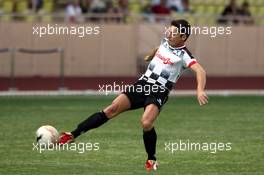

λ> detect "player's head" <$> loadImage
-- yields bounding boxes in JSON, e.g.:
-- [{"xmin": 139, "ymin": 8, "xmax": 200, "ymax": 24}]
[{"xmin": 166, "ymin": 19, "xmax": 191, "ymax": 46}]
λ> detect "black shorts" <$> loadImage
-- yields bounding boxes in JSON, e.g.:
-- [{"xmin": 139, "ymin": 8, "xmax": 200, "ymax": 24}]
[{"xmin": 122, "ymin": 80, "xmax": 169, "ymax": 110}]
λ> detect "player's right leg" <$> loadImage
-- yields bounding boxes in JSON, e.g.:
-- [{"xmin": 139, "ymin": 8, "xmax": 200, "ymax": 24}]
[{"xmin": 59, "ymin": 94, "xmax": 131, "ymax": 144}]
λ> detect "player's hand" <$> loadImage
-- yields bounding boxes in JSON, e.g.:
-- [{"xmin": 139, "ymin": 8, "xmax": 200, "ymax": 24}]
[
  {"xmin": 144, "ymin": 55, "xmax": 153, "ymax": 62},
  {"xmin": 197, "ymin": 90, "xmax": 209, "ymax": 106},
  {"xmin": 144, "ymin": 48, "xmax": 158, "ymax": 62}
]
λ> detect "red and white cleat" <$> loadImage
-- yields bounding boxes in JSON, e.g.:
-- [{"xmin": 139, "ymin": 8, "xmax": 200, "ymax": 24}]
[
  {"xmin": 59, "ymin": 132, "xmax": 74, "ymax": 145},
  {"xmin": 145, "ymin": 160, "xmax": 158, "ymax": 172}
]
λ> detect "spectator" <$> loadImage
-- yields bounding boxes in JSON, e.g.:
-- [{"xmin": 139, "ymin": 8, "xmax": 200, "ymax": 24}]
[
  {"xmin": 66, "ymin": 0, "xmax": 83, "ymax": 23},
  {"xmin": 218, "ymin": 0, "xmax": 239, "ymax": 24},
  {"xmin": 151, "ymin": 0, "xmax": 171, "ymax": 15},
  {"xmin": 181, "ymin": 0, "xmax": 190, "ymax": 13},
  {"xmin": 118, "ymin": 0, "xmax": 129, "ymax": 15},
  {"xmin": 142, "ymin": 2, "xmax": 156, "ymax": 22},
  {"xmin": 106, "ymin": 0, "xmax": 118, "ymax": 14},
  {"xmin": 218, "ymin": 0, "xmax": 254, "ymax": 25},
  {"xmin": 165, "ymin": 0, "xmax": 190, "ymax": 13},
  {"xmin": 80, "ymin": 0, "xmax": 92, "ymax": 13},
  {"xmin": 105, "ymin": 0, "xmax": 121, "ymax": 22},
  {"xmin": 31, "ymin": 0, "xmax": 43, "ymax": 12},
  {"xmin": 116, "ymin": 0, "xmax": 129, "ymax": 22},
  {"xmin": 238, "ymin": 1, "xmax": 254, "ymax": 24},
  {"xmin": 167, "ymin": 0, "xmax": 182, "ymax": 12},
  {"xmin": 90, "ymin": 0, "xmax": 106, "ymax": 13}
]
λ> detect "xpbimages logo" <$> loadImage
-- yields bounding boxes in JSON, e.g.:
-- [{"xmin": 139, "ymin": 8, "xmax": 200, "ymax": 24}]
[
  {"xmin": 165, "ymin": 25, "xmax": 232, "ymax": 38},
  {"xmin": 98, "ymin": 82, "xmax": 166, "ymax": 95},
  {"xmin": 165, "ymin": 140, "xmax": 232, "ymax": 154},
  {"xmin": 32, "ymin": 141, "xmax": 100, "ymax": 153},
  {"xmin": 32, "ymin": 24, "xmax": 100, "ymax": 37}
]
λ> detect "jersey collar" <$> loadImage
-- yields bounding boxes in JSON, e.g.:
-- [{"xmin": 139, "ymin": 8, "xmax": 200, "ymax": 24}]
[{"xmin": 168, "ymin": 43, "xmax": 186, "ymax": 50}]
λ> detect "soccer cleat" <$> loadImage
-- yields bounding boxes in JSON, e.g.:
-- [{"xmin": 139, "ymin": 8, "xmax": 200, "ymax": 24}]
[
  {"xmin": 145, "ymin": 160, "xmax": 158, "ymax": 171},
  {"xmin": 58, "ymin": 132, "xmax": 74, "ymax": 145}
]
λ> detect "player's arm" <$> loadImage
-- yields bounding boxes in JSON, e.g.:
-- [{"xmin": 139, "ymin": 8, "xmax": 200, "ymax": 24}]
[
  {"xmin": 144, "ymin": 47, "xmax": 158, "ymax": 62},
  {"xmin": 190, "ymin": 63, "xmax": 209, "ymax": 106}
]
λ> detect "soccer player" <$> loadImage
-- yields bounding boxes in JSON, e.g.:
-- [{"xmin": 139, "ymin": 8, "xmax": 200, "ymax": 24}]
[{"xmin": 59, "ymin": 19, "xmax": 208, "ymax": 171}]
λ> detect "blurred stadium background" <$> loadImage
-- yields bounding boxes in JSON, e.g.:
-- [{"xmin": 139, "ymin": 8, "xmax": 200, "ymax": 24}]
[{"xmin": 0, "ymin": 0, "xmax": 263, "ymax": 93}]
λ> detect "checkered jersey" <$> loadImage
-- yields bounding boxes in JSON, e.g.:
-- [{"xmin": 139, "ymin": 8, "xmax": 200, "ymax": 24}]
[{"xmin": 139, "ymin": 38, "xmax": 197, "ymax": 90}]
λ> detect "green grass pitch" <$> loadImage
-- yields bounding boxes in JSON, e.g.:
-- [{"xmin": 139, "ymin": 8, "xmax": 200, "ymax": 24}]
[{"xmin": 0, "ymin": 95, "xmax": 263, "ymax": 175}]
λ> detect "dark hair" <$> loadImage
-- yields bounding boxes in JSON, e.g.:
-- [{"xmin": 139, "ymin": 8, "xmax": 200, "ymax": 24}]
[{"xmin": 171, "ymin": 19, "xmax": 191, "ymax": 41}]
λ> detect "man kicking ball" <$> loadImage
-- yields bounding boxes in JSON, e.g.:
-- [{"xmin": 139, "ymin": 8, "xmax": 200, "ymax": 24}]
[{"xmin": 59, "ymin": 19, "xmax": 208, "ymax": 172}]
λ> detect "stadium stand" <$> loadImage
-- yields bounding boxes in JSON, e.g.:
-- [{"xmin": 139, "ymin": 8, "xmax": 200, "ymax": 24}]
[{"xmin": 0, "ymin": 0, "xmax": 263, "ymax": 25}]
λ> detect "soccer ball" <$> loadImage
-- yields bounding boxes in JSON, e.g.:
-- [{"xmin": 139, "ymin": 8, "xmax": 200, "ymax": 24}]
[{"xmin": 36, "ymin": 125, "xmax": 59, "ymax": 147}]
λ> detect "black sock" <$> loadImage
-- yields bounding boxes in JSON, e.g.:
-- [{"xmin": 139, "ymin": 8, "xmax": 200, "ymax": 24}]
[
  {"xmin": 71, "ymin": 111, "xmax": 109, "ymax": 138},
  {"xmin": 143, "ymin": 127, "xmax": 157, "ymax": 161}
]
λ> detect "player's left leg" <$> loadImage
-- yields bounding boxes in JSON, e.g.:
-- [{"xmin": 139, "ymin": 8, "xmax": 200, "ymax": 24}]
[{"xmin": 141, "ymin": 104, "xmax": 159, "ymax": 171}]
